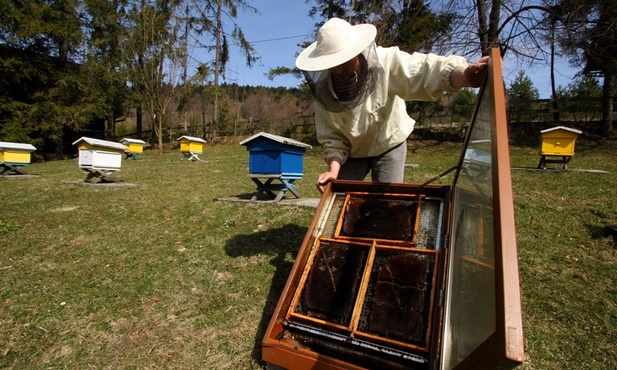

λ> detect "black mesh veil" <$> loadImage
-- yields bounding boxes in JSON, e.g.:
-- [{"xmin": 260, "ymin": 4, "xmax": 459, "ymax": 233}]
[{"xmin": 303, "ymin": 42, "xmax": 383, "ymax": 113}]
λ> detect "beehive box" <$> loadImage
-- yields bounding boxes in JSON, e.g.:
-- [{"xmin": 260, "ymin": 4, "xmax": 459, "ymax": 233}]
[
  {"xmin": 177, "ymin": 135, "xmax": 206, "ymax": 154},
  {"xmin": 240, "ymin": 132, "xmax": 312, "ymax": 177},
  {"xmin": 0, "ymin": 142, "xmax": 36, "ymax": 165},
  {"xmin": 120, "ymin": 138, "xmax": 147, "ymax": 154},
  {"xmin": 540, "ymin": 126, "xmax": 582, "ymax": 156},
  {"xmin": 261, "ymin": 48, "xmax": 524, "ymax": 370},
  {"xmin": 72, "ymin": 137, "xmax": 127, "ymax": 171}
]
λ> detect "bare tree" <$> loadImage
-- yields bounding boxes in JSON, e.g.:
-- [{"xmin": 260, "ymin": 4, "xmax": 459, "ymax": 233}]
[
  {"xmin": 190, "ymin": 0, "xmax": 259, "ymax": 143},
  {"xmin": 433, "ymin": 1, "xmax": 556, "ymax": 61},
  {"xmin": 554, "ymin": 0, "xmax": 616, "ymax": 138},
  {"xmin": 433, "ymin": 1, "xmax": 571, "ymax": 122},
  {"xmin": 124, "ymin": 0, "xmax": 188, "ymax": 154}
]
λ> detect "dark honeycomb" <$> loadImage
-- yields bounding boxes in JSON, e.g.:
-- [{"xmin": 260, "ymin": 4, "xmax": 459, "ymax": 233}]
[
  {"xmin": 340, "ymin": 196, "xmax": 418, "ymax": 242},
  {"xmin": 299, "ymin": 241, "xmax": 368, "ymax": 326},
  {"xmin": 360, "ymin": 251, "xmax": 434, "ymax": 345}
]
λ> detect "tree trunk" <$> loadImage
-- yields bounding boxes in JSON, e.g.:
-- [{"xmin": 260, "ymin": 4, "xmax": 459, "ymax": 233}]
[
  {"xmin": 54, "ymin": 130, "xmax": 64, "ymax": 159},
  {"xmin": 201, "ymin": 91, "xmax": 207, "ymax": 137},
  {"xmin": 476, "ymin": 0, "xmax": 489, "ymax": 53},
  {"xmin": 136, "ymin": 106, "xmax": 143, "ymax": 139},
  {"xmin": 475, "ymin": 0, "xmax": 501, "ymax": 55},
  {"xmin": 106, "ymin": 114, "xmax": 116, "ymax": 140},
  {"xmin": 212, "ymin": 0, "xmax": 222, "ymax": 143},
  {"xmin": 487, "ymin": 0, "xmax": 501, "ymax": 47},
  {"xmin": 154, "ymin": 113, "xmax": 164, "ymax": 155},
  {"xmin": 550, "ymin": 17, "xmax": 559, "ymax": 122},
  {"xmin": 601, "ymin": 70, "xmax": 615, "ymax": 138}
]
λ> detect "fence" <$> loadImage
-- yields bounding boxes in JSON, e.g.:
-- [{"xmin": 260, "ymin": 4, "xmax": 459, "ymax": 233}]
[
  {"xmin": 507, "ymin": 97, "xmax": 614, "ymax": 143},
  {"xmin": 83, "ymin": 97, "xmax": 612, "ymax": 152}
]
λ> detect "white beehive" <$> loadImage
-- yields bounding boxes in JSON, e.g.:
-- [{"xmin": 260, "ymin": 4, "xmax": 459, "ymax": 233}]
[{"xmin": 72, "ymin": 137, "xmax": 127, "ymax": 171}]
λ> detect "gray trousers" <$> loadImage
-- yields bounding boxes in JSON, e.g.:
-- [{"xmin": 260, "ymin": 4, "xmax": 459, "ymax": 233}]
[{"xmin": 338, "ymin": 141, "xmax": 407, "ymax": 183}]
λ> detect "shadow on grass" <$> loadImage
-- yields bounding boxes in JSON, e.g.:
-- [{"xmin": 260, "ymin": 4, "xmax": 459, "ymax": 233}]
[
  {"xmin": 225, "ymin": 223, "xmax": 308, "ymax": 365},
  {"xmin": 584, "ymin": 221, "xmax": 617, "ymax": 241},
  {"xmin": 572, "ymin": 138, "xmax": 608, "ymax": 153}
]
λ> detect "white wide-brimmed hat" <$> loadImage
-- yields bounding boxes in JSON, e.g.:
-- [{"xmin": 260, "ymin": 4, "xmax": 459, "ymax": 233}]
[{"xmin": 296, "ymin": 18, "xmax": 377, "ymax": 71}]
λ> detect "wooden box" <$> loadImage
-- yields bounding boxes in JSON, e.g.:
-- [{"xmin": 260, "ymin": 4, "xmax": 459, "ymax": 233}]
[
  {"xmin": 240, "ymin": 132, "xmax": 312, "ymax": 177},
  {"xmin": 177, "ymin": 135, "xmax": 206, "ymax": 154},
  {"xmin": 261, "ymin": 48, "xmax": 524, "ymax": 370},
  {"xmin": 540, "ymin": 126, "xmax": 582, "ymax": 157},
  {"xmin": 120, "ymin": 138, "xmax": 147, "ymax": 154},
  {"xmin": 72, "ymin": 137, "xmax": 127, "ymax": 171},
  {"xmin": 0, "ymin": 142, "xmax": 36, "ymax": 165}
]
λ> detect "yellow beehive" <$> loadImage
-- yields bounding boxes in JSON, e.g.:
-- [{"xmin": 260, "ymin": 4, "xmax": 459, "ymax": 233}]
[
  {"xmin": 120, "ymin": 138, "xmax": 147, "ymax": 154},
  {"xmin": 540, "ymin": 126, "xmax": 582, "ymax": 156},
  {"xmin": 177, "ymin": 135, "xmax": 206, "ymax": 154},
  {"xmin": 0, "ymin": 142, "xmax": 37, "ymax": 165}
]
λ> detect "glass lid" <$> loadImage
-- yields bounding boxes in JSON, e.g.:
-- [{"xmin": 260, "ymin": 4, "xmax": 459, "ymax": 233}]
[{"xmin": 441, "ymin": 47, "xmax": 525, "ymax": 369}]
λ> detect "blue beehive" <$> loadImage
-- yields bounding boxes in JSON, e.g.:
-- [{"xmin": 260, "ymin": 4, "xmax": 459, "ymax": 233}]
[{"xmin": 240, "ymin": 132, "xmax": 312, "ymax": 178}]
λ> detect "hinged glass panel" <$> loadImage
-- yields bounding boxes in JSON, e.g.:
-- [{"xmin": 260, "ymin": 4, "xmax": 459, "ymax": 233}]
[{"xmin": 441, "ymin": 47, "xmax": 524, "ymax": 369}]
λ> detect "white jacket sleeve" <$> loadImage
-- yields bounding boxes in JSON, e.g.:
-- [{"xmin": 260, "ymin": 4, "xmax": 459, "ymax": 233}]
[
  {"xmin": 384, "ymin": 48, "xmax": 468, "ymax": 101},
  {"xmin": 315, "ymin": 107, "xmax": 351, "ymax": 164}
]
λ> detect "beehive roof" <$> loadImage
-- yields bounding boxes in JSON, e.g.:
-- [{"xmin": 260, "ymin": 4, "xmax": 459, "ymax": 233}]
[
  {"xmin": 540, "ymin": 126, "xmax": 582, "ymax": 135},
  {"xmin": 72, "ymin": 137, "xmax": 128, "ymax": 151},
  {"xmin": 0, "ymin": 141, "xmax": 36, "ymax": 151},
  {"xmin": 239, "ymin": 132, "xmax": 312, "ymax": 149},
  {"xmin": 120, "ymin": 138, "xmax": 147, "ymax": 145},
  {"xmin": 176, "ymin": 135, "xmax": 207, "ymax": 143}
]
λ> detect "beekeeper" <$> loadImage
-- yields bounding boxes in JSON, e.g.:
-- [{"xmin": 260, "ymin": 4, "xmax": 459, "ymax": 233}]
[{"xmin": 295, "ymin": 17, "xmax": 488, "ymax": 192}]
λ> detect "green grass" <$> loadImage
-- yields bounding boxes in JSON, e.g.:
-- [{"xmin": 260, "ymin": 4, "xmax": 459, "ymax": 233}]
[{"xmin": 0, "ymin": 139, "xmax": 615, "ymax": 369}]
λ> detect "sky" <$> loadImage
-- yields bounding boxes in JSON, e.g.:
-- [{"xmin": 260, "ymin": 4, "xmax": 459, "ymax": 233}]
[
  {"xmin": 202, "ymin": 1, "xmax": 315, "ymax": 89},
  {"xmin": 197, "ymin": 0, "xmax": 579, "ymax": 99}
]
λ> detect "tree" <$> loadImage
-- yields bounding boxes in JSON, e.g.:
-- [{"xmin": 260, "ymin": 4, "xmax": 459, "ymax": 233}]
[
  {"xmin": 0, "ymin": 46, "xmax": 60, "ymax": 146},
  {"xmin": 353, "ymin": 0, "xmax": 456, "ymax": 53},
  {"xmin": 431, "ymin": 1, "xmax": 562, "ymax": 61},
  {"xmin": 123, "ymin": 0, "xmax": 187, "ymax": 155},
  {"xmin": 303, "ymin": 1, "xmax": 456, "ymax": 52},
  {"xmin": 450, "ymin": 89, "xmax": 477, "ymax": 126},
  {"xmin": 557, "ymin": 75, "xmax": 603, "ymax": 124},
  {"xmin": 191, "ymin": 0, "xmax": 259, "ymax": 143},
  {"xmin": 553, "ymin": 0, "xmax": 616, "ymax": 138},
  {"xmin": 0, "ymin": 0, "xmax": 91, "ymax": 157},
  {"xmin": 307, "ymin": 0, "xmax": 348, "ymax": 21},
  {"xmin": 507, "ymin": 70, "xmax": 540, "ymax": 123},
  {"xmin": 84, "ymin": 0, "xmax": 130, "ymax": 140},
  {"xmin": 406, "ymin": 99, "xmax": 445, "ymax": 127}
]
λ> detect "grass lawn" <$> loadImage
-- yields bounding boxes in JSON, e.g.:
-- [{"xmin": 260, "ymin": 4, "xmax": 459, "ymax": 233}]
[{"xmin": 0, "ymin": 139, "xmax": 615, "ymax": 369}]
